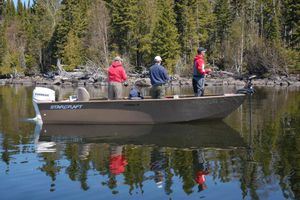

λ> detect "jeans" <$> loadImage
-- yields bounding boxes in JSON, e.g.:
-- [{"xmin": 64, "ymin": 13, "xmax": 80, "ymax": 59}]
[
  {"xmin": 193, "ymin": 78, "xmax": 205, "ymax": 97},
  {"xmin": 108, "ymin": 82, "xmax": 123, "ymax": 100}
]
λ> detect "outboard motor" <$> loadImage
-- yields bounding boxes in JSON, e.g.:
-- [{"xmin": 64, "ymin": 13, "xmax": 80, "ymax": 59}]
[
  {"xmin": 32, "ymin": 87, "xmax": 55, "ymax": 123},
  {"xmin": 236, "ymin": 75, "xmax": 256, "ymax": 94}
]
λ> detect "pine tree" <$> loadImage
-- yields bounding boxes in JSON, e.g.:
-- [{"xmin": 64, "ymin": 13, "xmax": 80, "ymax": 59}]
[
  {"xmin": 0, "ymin": 1, "xmax": 4, "ymax": 65},
  {"xmin": 213, "ymin": 0, "xmax": 232, "ymax": 43},
  {"xmin": 175, "ymin": 0, "xmax": 215, "ymax": 73},
  {"xmin": 107, "ymin": 0, "xmax": 138, "ymax": 58},
  {"xmin": 4, "ymin": 0, "xmax": 16, "ymax": 18},
  {"xmin": 25, "ymin": 0, "xmax": 53, "ymax": 73},
  {"xmin": 209, "ymin": 0, "xmax": 233, "ymax": 69},
  {"xmin": 53, "ymin": 0, "xmax": 76, "ymax": 59},
  {"xmin": 134, "ymin": 0, "xmax": 158, "ymax": 67},
  {"xmin": 151, "ymin": 0, "xmax": 180, "ymax": 73},
  {"xmin": 0, "ymin": 24, "xmax": 7, "ymax": 69},
  {"xmin": 259, "ymin": 0, "xmax": 281, "ymax": 44},
  {"xmin": 281, "ymin": 0, "xmax": 300, "ymax": 49},
  {"xmin": 174, "ymin": 0, "xmax": 198, "ymax": 66},
  {"xmin": 0, "ymin": 0, "xmax": 4, "ymax": 20},
  {"xmin": 63, "ymin": 31, "xmax": 82, "ymax": 70},
  {"xmin": 53, "ymin": 0, "xmax": 90, "ymax": 69},
  {"xmin": 196, "ymin": 0, "xmax": 215, "ymax": 47},
  {"xmin": 17, "ymin": 0, "xmax": 24, "ymax": 16}
]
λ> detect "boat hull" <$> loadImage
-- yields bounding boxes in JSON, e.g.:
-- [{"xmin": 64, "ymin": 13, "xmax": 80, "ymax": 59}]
[{"xmin": 37, "ymin": 94, "xmax": 246, "ymax": 124}]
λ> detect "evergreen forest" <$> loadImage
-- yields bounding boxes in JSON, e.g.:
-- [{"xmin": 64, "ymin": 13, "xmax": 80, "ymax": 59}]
[{"xmin": 0, "ymin": 0, "xmax": 299, "ymax": 78}]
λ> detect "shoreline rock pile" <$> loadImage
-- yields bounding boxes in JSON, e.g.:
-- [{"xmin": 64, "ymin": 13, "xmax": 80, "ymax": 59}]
[{"xmin": 0, "ymin": 73, "xmax": 299, "ymax": 88}]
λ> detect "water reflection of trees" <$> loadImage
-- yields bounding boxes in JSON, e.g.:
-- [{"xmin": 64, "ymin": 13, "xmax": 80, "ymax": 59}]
[
  {"xmin": 226, "ymin": 87, "xmax": 300, "ymax": 200},
  {"xmin": 277, "ymin": 98, "xmax": 300, "ymax": 200},
  {"xmin": 36, "ymin": 142, "xmax": 248, "ymax": 196},
  {"xmin": 38, "ymin": 152, "xmax": 62, "ymax": 192},
  {"xmin": 0, "ymin": 86, "xmax": 299, "ymax": 199},
  {"xmin": 0, "ymin": 86, "xmax": 36, "ymax": 171},
  {"xmin": 34, "ymin": 87, "xmax": 299, "ymax": 198}
]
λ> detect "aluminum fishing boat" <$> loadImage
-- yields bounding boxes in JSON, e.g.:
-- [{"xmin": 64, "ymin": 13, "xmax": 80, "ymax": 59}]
[
  {"xmin": 32, "ymin": 75, "xmax": 256, "ymax": 124},
  {"xmin": 32, "ymin": 87, "xmax": 246, "ymax": 124}
]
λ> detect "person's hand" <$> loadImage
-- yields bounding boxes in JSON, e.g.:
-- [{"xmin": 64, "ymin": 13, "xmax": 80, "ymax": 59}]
[{"xmin": 123, "ymin": 81, "xmax": 129, "ymax": 87}]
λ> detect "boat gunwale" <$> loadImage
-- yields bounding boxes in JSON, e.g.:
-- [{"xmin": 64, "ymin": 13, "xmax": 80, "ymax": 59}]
[{"xmin": 37, "ymin": 93, "xmax": 246, "ymax": 104}]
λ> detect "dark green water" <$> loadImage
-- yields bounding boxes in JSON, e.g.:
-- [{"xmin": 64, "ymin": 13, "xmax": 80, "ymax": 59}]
[{"xmin": 0, "ymin": 85, "xmax": 299, "ymax": 200}]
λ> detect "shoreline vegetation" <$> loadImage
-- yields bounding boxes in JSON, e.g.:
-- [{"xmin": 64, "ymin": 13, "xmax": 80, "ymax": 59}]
[
  {"xmin": 1, "ymin": 73, "xmax": 299, "ymax": 88},
  {"xmin": 0, "ymin": 0, "xmax": 299, "ymax": 82}
]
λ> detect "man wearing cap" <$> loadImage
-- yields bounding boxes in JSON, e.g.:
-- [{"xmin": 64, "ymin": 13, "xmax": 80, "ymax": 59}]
[
  {"xmin": 193, "ymin": 47, "xmax": 211, "ymax": 97},
  {"xmin": 108, "ymin": 56, "xmax": 127, "ymax": 100},
  {"xmin": 149, "ymin": 56, "xmax": 169, "ymax": 99}
]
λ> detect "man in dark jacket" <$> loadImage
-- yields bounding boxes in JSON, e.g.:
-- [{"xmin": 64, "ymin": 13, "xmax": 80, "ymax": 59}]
[
  {"xmin": 149, "ymin": 56, "xmax": 169, "ymax": 99},
  {"xmin": 193, "ymin": 47, "xmax": 211, "ymax": 96}
]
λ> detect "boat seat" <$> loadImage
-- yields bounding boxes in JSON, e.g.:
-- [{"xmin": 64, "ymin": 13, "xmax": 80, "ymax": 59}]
[{"xmin": 77, "ymin": 87, "xmax": 90, "ymax": 101}]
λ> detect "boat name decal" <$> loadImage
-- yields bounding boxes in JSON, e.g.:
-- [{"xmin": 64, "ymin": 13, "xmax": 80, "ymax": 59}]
[
  {"xmin": 35, "ymin": 93, "xmax": 50, "ymax": 97},
  {"xmin": 50, "ymin": 104, "xmax": 83, "ymax": 110}
]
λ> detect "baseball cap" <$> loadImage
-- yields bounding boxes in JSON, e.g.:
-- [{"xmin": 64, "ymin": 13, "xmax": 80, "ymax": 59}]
[
  {"xmin": 197, "ymin": 47, "xmax": 207, "ymax": 53},
  {"xmin": 154, "ymin": 56, "xmax": 162, "ymax": 62}
]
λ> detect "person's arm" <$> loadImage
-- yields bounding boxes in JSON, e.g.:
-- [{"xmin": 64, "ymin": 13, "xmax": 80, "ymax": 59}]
[
  {"xmin": 121, "ymin": 67, "xmax": 127, "ymax": 81},
  {"xmin": 163, "ymin": 67, "xmax": 169, "ymax": 81},
  {"xmin": 196, "ymin": 59, "xmax": 211, "ymax": 75}
]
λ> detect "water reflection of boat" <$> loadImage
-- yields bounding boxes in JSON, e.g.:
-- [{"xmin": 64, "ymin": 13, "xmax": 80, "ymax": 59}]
[{"xmin": 38, "ymin": 122, "xmax": 246, "ymax": 149}]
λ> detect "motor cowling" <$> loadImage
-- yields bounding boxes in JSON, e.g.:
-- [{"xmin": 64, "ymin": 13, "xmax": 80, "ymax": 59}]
[
  {"xmin": 32, "ymin": 87, "xmax": 55, "ymax": 123},
  {"xmin": 33, "ymin": 87, "xmax": 55, "ymax": 102}
]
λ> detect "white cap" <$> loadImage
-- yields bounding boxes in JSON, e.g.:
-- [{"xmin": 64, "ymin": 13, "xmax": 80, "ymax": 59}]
[
  {"xmin": 114, "ymin": 56, "xmax": 123, "ymax": 62},
  {"xmin": 154, "ymin": 56, "xmax": 162, "ymax": 62}
]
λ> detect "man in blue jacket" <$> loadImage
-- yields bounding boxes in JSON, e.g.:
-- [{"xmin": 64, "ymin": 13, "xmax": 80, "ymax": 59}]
[{"xmin": 149, "ymin": 56, "xmax": 169, "ymax": 99}]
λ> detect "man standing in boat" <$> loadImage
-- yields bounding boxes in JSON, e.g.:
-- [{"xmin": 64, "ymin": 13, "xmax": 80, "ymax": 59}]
[
  {"xmin": 149, "ymin": 56, "xmax": 169, "ymax": 99},
  {"xmin": 193, "ymin": 47, "xmax": 211, "ymax": 96},
  {"xmin": 108, "ymin": 56, "xmax": 127, "ymax": 100}
]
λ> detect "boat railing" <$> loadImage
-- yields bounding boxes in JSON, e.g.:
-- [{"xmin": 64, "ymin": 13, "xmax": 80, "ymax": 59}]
[{"xmin": 87, "ymin": 94, "xmax": 230, "ymax": 101}]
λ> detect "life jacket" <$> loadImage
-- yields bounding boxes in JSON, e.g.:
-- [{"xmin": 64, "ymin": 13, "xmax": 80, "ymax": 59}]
[
  {"xmin": 129, "ymin": 87, "xmax": 143, "ymax": 99},
  {"xmin": 193, "ymin": 55, "xmax": 205, "ymax": 78}
]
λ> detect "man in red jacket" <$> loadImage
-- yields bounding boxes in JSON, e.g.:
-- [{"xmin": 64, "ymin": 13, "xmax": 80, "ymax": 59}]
[
  {"xmin": 193, "ymin": 47, "xmax": 211, "ymax": 96},
  {"xmin": 108, "ymin": 56, "xmax": 127, "ymax": 100}
]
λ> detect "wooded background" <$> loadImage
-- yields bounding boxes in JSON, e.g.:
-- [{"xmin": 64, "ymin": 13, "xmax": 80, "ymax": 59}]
[{"xmin": 0, "ymin": 0, "xmax": 299, "ymax": 78}]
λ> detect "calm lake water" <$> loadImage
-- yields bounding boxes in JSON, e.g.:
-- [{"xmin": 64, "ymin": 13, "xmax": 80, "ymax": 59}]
[{"xmin": 0, "ymin": 85, "xmax": 299, "ymax": 200}]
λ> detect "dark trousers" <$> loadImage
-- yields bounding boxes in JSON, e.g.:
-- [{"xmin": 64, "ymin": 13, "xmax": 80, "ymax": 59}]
[
  {"xmin": 150, "ymin": 84, "xmax": 165, "ymax": 99},
  {"xmin": 193, "ymin": 78, "xmax": 205, "ymax": 97}
]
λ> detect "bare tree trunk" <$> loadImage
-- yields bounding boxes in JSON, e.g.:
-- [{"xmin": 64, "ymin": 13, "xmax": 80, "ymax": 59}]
[
  {"xmin": 260, "ymin": 3, "xmax": 264, "ymax": 38},
  {"xmin": 102, "ymin": 11, "xmax": 109, "ymax": 67},
  {"xmin": 42, "ymin": 0, "xmax": 60, "ymax": 29},
  {"xmin": 39, "ymin": 48, "xmax": 43, "ymax": 72},
  {"xmin": 85, "ymin": 0, "xmax": 110, "ymax": 67},
  {"xmin": 240, "ymin": 7, "xmax": 245, "ymax": 74},
  {"xmin": 19, "ymin": 46, "xmax": 26, "ymax": 68}
]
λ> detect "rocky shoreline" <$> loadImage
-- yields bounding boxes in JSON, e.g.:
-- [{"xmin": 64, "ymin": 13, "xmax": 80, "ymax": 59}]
[{"xmin": 0, "ymin": 74, "xmax": 299, "ymax": 88}]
